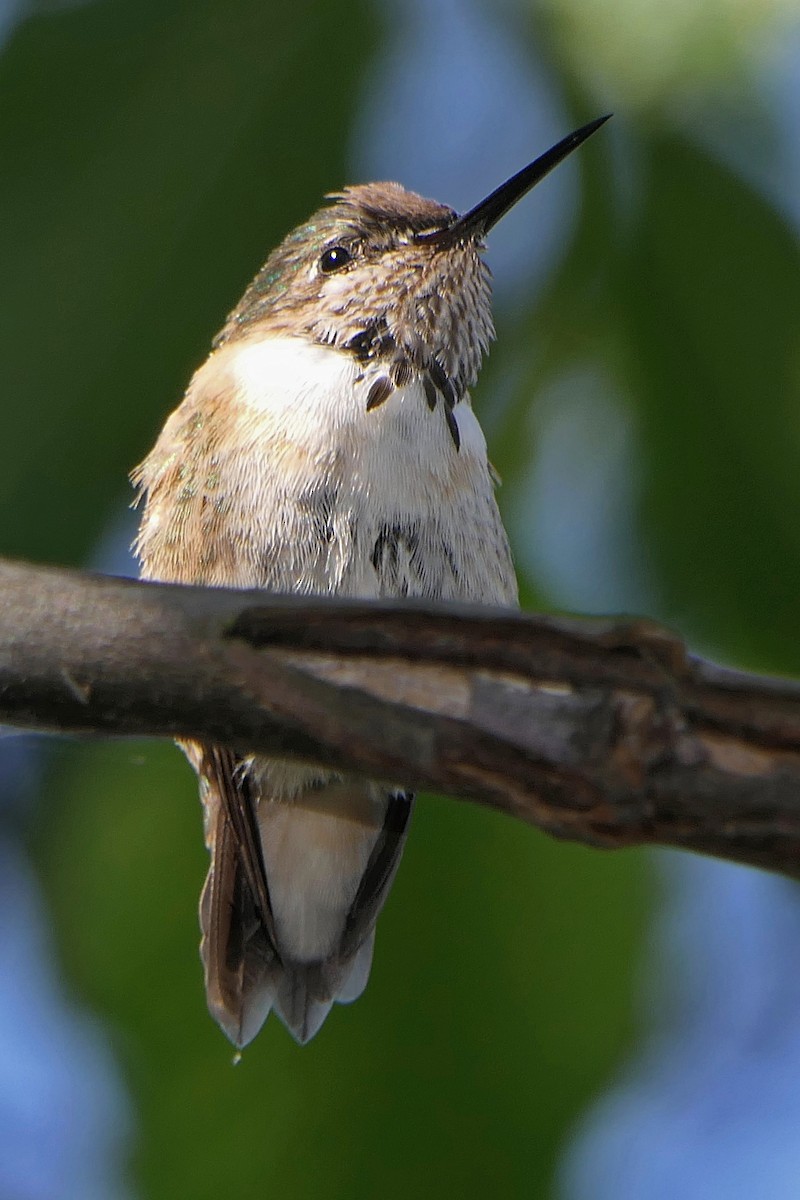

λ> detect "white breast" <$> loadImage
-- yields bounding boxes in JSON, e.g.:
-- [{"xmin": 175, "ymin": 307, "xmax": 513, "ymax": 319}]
[
  {"xmin": 231, "ymin": 335, "xmax": 487, "ymax": 481},
  {"xmin": 192, "ymin": 334, "xmax": 518, "ymax": 605}
]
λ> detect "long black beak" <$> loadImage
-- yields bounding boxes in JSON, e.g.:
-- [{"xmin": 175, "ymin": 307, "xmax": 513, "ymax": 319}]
[{"xmin": 417, "ymin": 114, "xmax": 611, "ymax": 246}]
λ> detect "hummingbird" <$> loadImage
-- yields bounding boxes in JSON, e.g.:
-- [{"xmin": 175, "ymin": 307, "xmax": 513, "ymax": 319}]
[{"xmin": 132, "ymin": 115, "xmax": 610, "ymax": 1047}]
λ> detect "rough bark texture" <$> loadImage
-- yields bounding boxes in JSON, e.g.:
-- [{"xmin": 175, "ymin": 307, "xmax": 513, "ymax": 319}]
[{"xmin": 2, "ymin": 556, "xmax": 800, "ymax": 877}]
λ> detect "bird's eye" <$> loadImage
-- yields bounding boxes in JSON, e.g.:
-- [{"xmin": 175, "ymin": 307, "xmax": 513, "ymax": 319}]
[{"xmin": 319, "ymin": 245, "xmax": 353, "ymax": 274}]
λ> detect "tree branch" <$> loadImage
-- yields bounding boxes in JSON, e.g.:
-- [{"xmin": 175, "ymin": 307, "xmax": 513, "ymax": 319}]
[{"xmin": 2, "ymin": 556, "xmax": 800, "ymax": 877}]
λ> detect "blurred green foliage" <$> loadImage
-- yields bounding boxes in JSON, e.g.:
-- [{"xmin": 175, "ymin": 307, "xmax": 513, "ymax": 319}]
[
  {"xmin": 0, "ymin": 0, "xmax": 365, "ymax": 563},
  {"xmin": 4, "ymin": 0, "xmax": 799, "ymax": 1196}
]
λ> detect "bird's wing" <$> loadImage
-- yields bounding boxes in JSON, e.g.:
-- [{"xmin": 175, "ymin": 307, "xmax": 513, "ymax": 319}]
[
  {"xmin": 341, "ymin": 790, "xmax": 413, "ymax": 961},
  {"xmin": 193, "ymin": 742, "xmax": 281, "ymax": 1047}
]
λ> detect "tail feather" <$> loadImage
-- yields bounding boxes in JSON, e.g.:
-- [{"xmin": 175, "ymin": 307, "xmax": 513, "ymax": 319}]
[
  {"xmin": 273, "ymin": 965, "xmax": 335, "ymax": 1046},
  {"xmin": 194, "ymin": 743, "xmax": 412, "ymax": 1047},
  {"xmin": 199, "ymin": 811, "xmax": 382, "ymax": 1048},
  {"xmin": 201, "ymin": 914, "xmax": 371, "ymax": 1047},
  {"xmin": 335, "ymin": 930, "xmax": 375, "ymax": 1004},
  {"xmin": 272, "ymin": 932, "xmax": 377, "ymax": 1044}
]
